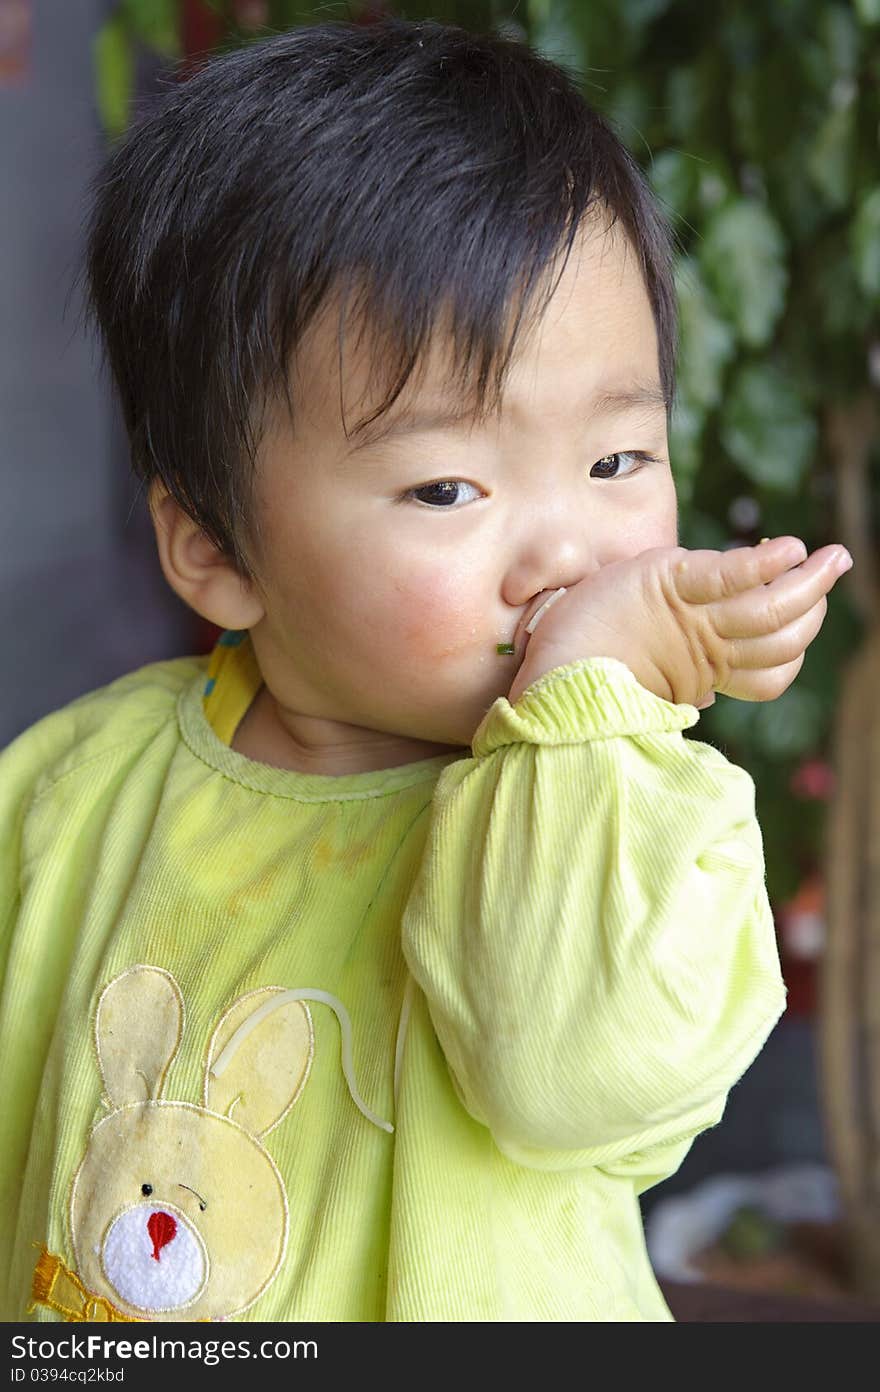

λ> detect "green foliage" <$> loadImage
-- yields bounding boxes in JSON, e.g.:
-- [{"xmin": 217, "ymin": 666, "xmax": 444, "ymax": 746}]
[
  {"xmin": 720, "ymin": 362, "xmax": 817, "ymax": 492},
  {"xmin": 523, "ymin": 0, "xmax": 878, "ymax": 908},
  {"xmin": 93, "ymin": 0, "xmax": 879, "ymax": 911},
  {"xmin": 701, "ymin": 201, "xmax": 788, "ymax": 350},
  {"xmin": 93, "ymin": 1, "xmax": 180, "ymax": 139},
  {"xmin": 674, "ymin": 260, "xmax": 736, "ymax": 413},
  {"xmin": 852, "ymin": 186, "xmax": 880, "ymax": 297},
  {"xmin": 94, "ymin": 14, "xmax": 133, "ymax": 141},
  {"xmin": 121, "ymin": 0, "xmax": 180, "ymax": 54}
]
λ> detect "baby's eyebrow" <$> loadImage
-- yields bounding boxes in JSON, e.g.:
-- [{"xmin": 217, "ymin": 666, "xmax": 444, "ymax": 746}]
[
  {"xmin": 345, "ymin": 402, "xmax": 480, "ymax": 454},
  {"xmin": 343, "ymin": 380, "xmax": 667, "ymax": 456},
  {"xmin": 590, "ymin": 383, "xmax": 668, "ymax": 416}
]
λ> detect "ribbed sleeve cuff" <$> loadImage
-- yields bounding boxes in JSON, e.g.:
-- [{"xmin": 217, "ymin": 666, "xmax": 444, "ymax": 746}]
[{"xmin": 471, "ymin": 657, "xmax": 701, "ymax": 757}]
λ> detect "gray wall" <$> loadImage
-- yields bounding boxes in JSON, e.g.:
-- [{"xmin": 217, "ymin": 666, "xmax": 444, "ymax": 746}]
[{"xmin": 0, "ymin": 0, "xmax": 192, "ymax": 748}]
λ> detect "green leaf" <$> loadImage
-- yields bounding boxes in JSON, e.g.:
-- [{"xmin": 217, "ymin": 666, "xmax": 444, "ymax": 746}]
[
  {"xmin": 93, "ymin": 14, "xmax": 134, "ymax": 141},
  {"xmin": 806, "ymin": 233, "xmax": 873, "ymax": 336},
  {"xmin": 665, "ymin": 66, "xmax": 702, "ymax": 142},
  {"xmin": 765, "ymin": 143, "xmax": 829, "ymax": 245},
  {"xmin": 758, "ymin": 485, "xmax": 821, "ymax": 552},
  {"xmin": 730, "ymin": 48, "xmax": 809, "ymax": 169},
  {"xmin": 799, "ymin": 36, "xmax": 836, "ymax": 98},
  {"xmin": 529, "ymin": 1, "xmax": 583, "ymax": 72},
  {"xmin": 678, "ymin": 507, "xmax": 729, "ymax": 552},
  {"xmin": 706, "ymin": 690, "xmax": 760, "ymax": 747},
  {"xmin": 854, "ymin": 0, "xmax": 880, "ymax": 23},
  {"xmin": 675, "ymin": 257, "xmax": 736, "ymax": 411},
  {"xmin": 648, "ymin": 148, "xmax": 701, "ymax": 220},
  {"xmin": 700, "ymin": 200, "xmax": 788, "ymax": 349},
  {"xmin": 851, "ymin": 186, "xmax": 880, "ymax": 298},
  {"xmin": 566, "ymin": 0, "xmax": 630, "ymax": 65},
  {"xmin": 120, "ymin": 0, "xmax": 180, "ymax": 57},
  {"xmin": 806, "ymin": 102, "xmax": 855, "ymax": 210},
  {"xmin": 719, "ymin": 6, "xmax": 760, "ymax": 71},
  {"xmin": 719, "ymin": 361, "xmax": 817, "ymax": 493},
  {"xmin": 769, "ymin": 0, "xmax": 822, "ymax": 38},
  {"xmin": 697, "ymin": 164, "xmax": 735, "ymax": 213},
  {"xmin": 668, "ymin": 392, "xmax": 707, "ymax": 504},
  {"xmin": 603, "ymin": 79, "xmax": 654, "ymax": 157},
  {"xmin": 664, "ymin": 49, "xmax": 728, "ymax": 150},
  {"xmin": 752, "ymin": 684, "xmax": 825, "ymax": 759},
  {"xmin": 619, "ymin": 0, "xmax": 673, "ymax": 26},
  {"xmin": 820, "ymin": 3, "xmax": 861, "ymax": 74}
]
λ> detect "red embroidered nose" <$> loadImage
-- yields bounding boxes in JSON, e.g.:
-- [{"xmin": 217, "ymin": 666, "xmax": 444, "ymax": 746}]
[{"xmin": 147, "ymin": 1210, "xmax": 177, "ymax": 1262}]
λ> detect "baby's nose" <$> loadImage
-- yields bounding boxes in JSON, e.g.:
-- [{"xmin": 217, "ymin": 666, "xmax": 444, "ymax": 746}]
[{"xmin": 147, "ymin": 1209, "xmax": 177, "ymax": 1261}]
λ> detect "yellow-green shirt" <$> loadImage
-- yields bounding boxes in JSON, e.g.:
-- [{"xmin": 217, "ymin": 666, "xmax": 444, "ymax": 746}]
[{"xmin": 0, "ymin": 633, "xmax": 786, "ymax": 1322}]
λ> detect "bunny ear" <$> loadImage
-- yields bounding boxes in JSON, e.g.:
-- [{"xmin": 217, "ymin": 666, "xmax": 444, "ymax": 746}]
[
  {"xmin": 204, "ymin": 987, "xmax": 314, "ymax": 1138},
  {"xmin": 96, "ymin": 965, "xmax": 184, "ymax": 1107}
]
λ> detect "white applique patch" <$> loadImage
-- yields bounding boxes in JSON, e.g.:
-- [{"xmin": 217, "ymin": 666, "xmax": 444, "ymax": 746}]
[{"xmin": 102, "ymin": 1202, "xmax": 207, "ymax": 1312}]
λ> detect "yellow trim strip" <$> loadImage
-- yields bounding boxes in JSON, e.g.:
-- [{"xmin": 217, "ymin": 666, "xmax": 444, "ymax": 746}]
[{"xmin": 202, "ymin": 632, "xmax": 262, "ymax": 746}]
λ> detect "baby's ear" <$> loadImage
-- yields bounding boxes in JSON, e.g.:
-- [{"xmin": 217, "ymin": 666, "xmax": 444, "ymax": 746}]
[
  {"xmin": 205, "ymin": 987, "xmax": 313, "ymax": 1138},
  {"xmin": 96, "ymin": 966, "xmax": 184, "ymax": 1107},
  {"xmin": 148, "ymin": 481, "xmax": 264, "ymax": 631}
]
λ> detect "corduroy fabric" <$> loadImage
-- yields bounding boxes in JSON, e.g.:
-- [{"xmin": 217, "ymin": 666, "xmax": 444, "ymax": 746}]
[{"xmin": 0, "ymin": 648, "xmax": 786, "ymax": 1321}]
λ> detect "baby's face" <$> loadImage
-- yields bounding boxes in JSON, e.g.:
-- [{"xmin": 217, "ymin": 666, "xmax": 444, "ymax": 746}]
[{"xmin": 243, "ymin": 216, "xmax": 678, "ymax": 770}]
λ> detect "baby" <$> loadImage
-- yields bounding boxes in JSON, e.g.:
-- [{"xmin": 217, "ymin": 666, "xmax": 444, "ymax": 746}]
[{"xmin": 0, "ymin": 17, "xmax": 851, "ymax": 1324}]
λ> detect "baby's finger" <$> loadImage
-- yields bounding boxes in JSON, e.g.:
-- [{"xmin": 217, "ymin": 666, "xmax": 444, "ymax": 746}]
[
  {"xmin": 722, "ymin": 595, "xmax": 827, "ymax": 672},
  {"xmin": 719, "ymin": 652, "xmax": 806, "ymax": 703},
  {"xmin": 710, "ymin": 544, "xmax": 849, "ymax": 641},
  {"xmin": 670, "ymin": 536, "xmax": 807, "ymax": 605}
]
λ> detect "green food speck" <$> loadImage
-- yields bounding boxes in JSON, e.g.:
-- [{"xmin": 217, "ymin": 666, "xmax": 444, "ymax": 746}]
[{"xmin": 496, "ymin": 642, "xmax": 515, "ymax": 655}]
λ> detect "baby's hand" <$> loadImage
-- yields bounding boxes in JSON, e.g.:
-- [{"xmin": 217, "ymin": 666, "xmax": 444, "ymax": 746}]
[{"xmin": 507, "ymin": 537, "xmax": 853, "ymax": 708}]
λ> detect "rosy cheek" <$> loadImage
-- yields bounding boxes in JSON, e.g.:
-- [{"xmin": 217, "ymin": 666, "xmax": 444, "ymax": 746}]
[{"xmin": 394, "ymin": 584, "xmax": 484, "ymax": 660}]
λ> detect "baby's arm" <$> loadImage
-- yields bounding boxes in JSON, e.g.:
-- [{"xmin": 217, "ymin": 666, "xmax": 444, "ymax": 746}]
[{"xmin": 401, "ymin": 659, "xmax": 787, "ymax": 1184}]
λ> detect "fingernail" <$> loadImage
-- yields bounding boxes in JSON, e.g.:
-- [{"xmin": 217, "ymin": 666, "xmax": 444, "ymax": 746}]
[{"xmin": 835, "ymin": 550, "xmax": 853, "ymax": 574}]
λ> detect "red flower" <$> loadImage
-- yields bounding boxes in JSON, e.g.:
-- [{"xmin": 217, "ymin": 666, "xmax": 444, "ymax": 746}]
[{"xmin": 789, "ymin": 759, "xmax": 836, "ymax": 800}]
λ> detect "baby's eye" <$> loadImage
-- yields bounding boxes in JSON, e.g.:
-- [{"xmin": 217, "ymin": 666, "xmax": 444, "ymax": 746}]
[
  {"xmin": 591, "ymin": 450, "xmax": 659, "ymax": 479},
  {"xmin": 405, "ymin": 453, "xmax": 659, "ymax": 507},
  {"xmin": 405, "ymin": 479, "xmax": 482, "ymax": 509}
]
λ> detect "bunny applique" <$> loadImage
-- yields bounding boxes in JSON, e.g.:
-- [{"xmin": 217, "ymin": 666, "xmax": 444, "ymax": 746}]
[{"xmin": 31, "ymin": 965, "xmax": 393, "ymax": 1322}]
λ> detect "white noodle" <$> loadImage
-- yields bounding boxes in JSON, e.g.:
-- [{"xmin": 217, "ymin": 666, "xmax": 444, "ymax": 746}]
[{"xmin": 525, "ymin": 587, "xmax": 567, "ymax": 634}]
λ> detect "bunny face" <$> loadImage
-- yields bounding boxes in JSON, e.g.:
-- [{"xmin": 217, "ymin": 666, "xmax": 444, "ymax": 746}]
[
  {"xmin": 71, "ymin": 1102, "xmax": 287, "ymax": 1320},
  {"xmin": 66, "ymin": 966, "xmax": 314, "ymax": 1321}
]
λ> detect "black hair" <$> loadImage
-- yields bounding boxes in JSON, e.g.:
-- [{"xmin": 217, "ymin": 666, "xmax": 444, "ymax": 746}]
[{"xmin": 83, "ymin": 16, "xmax": 678, "ymax": 582}]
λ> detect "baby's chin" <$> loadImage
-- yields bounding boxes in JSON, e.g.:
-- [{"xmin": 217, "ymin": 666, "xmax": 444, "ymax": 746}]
[
  {"xmin": 327, "ymin": 658, "xmax": 518, "ymax": 752},
  {"xmin": 409, "ymin": 681, "xmax": 518, "ymax": 750}
]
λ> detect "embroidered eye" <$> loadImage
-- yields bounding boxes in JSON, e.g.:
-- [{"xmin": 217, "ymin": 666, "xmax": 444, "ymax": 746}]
[
  {"xmin": 141, "ymin": 1183, "xmax": 153, "ymax": 1197},
  {"xmin": 179, "ymin": 1182, "xmax": 208, "ymax": 1212}
]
